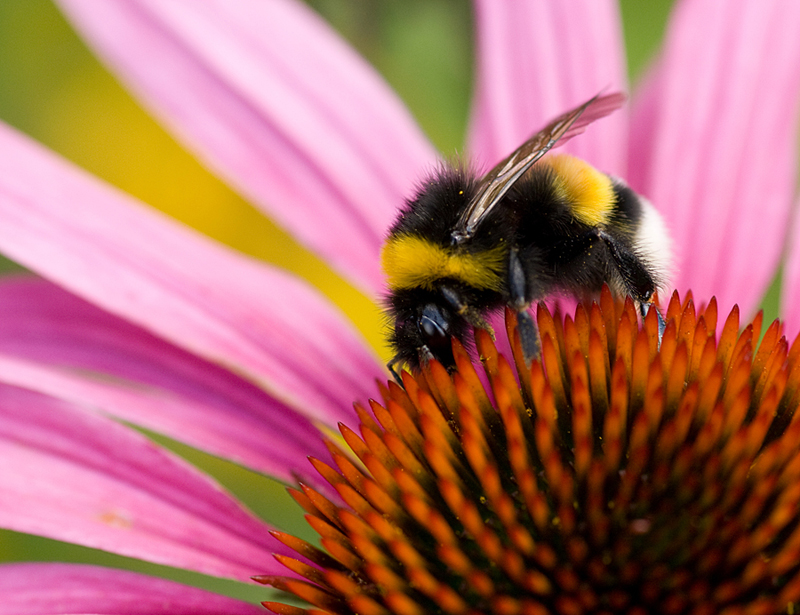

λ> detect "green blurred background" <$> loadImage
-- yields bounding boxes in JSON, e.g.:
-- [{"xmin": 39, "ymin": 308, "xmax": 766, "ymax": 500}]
[{"xmin": 0, "ymin": 0, "xmax": 740, "ymax": 603}]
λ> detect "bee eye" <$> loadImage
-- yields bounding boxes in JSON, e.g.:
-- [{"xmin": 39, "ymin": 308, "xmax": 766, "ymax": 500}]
[{"xmin": 418, "ymin": 304, "xmax": 449, "ymax": 340}]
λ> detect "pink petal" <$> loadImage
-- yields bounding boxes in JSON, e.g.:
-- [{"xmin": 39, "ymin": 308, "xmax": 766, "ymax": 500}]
[
  {"xmin": 0, "ymin": 276, "xmax": 331, "ymax": 484},
  {"xmin": 0, "ymin": 122, "xmax": 382, "ymax": 426},
  {"xmin": 56, "ymin": 0, "xmax": 437, "ymax": 296},
  {"xmin": 628, "ymin": 0, "xmax": 800, "ymax": 317},
  {"xmin": 0, "ymin": 383, "xmax": 292, "ymax": 581},
  {"xmin": 779, "ymin": 196, "xmax": 800, "ymax": 335},
  {"xmin": 0, "ymin": 563, "xmax": 263, "ymax": 615},
  {"xmin": 468, "ymin": 0, "xmax": 628, "ymax": 176}
]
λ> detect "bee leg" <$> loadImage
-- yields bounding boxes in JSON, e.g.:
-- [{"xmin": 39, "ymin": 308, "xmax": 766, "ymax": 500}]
[
  {"xmin": 656, "ymin": 307, "xmax": 666, "ymax": 345},
  {"xmin": 639, "ymin": 302, "xmax": 667, "ymax": 347},
  {"xmin": 595, "ymin": 229, "xmax": 658, "ymax": 306},
  {"xmin": 440, "ymin": 285, "xmax": 494, "ymax": 337},
  {"xmin": 508, "ymin": 248, "xmax": 541, "ymax": 366},
  {"xmin": 386, "ymin": 346, "xmax": 436, "ymax": 387},
  {"xmin": 387, "ymin": 358, "xmax": 405, "ymax": 387},
  {"xmin": 595, "ymin": 229, "xmax": 666, "ymax": 345},
  {"xmin": 516, "ymin": 309, "xmax": 541, "ymax": 367}
]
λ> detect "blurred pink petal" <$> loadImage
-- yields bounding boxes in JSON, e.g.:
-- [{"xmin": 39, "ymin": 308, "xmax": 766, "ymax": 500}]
[
  {"xmin": 0, "ymin": 122, "xmax": 382, "ymax": 425},
  {"xmin": 0, "ymin": 563, "xmax": 263, "ymax": 615},
  {"xmin": 0, "ymin": 276, "xmax": 332, "ymax": 484},
  {"xmin": 629, "ymin": 0, "xmax": 800, "ymax": 316},
  {"xmin": 468, "ymin": 0, "xmax": 627, "ymax": 176},
  {"xmin": 55, "ymin": 0, "xmax": 437, "ymax": 296},
  {"xmin": 779, "ymin": 196, "xmax": 800, "ymax": 334},
  {"xmin": 0, "ymin": 384, "xmax": 290, "ymax": 581}
]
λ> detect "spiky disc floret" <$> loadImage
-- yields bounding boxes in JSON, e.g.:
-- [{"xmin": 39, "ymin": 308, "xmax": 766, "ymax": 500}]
[{"xmin": 257, "ymin": 288, "xmax": 800, "ymax": 615}]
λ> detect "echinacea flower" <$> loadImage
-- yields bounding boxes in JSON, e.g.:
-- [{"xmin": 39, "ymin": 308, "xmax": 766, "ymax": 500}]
[
  {"xmin": 260, "ymin": 290, "xmax": 800, "ymax": 614},
  {"xmin": 0, "ymin": 0, "xmax": 799, "ymax": 614}
]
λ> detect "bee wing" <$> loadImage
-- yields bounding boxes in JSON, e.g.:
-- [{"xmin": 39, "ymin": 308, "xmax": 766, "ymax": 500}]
[{"xmin": 451, "ymin": 92, "xmax": 626, "ymax": 244}]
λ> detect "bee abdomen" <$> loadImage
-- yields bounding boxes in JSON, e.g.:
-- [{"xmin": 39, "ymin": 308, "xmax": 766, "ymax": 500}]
[{"xmin": 545, "ymin": 153, "xmax": 616, "ymax": 227}]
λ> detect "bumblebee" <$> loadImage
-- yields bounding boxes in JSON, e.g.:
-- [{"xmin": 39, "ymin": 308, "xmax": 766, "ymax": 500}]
[{"xmin": 382, "ymin": 92, "xmax": 671, "ymax": 374}]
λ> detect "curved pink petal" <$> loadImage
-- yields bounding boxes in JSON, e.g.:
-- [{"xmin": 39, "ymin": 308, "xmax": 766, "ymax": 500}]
[
  {"xmin": 0, "ymin": 122, "xmax": 381, "ymax": 426},
  {"xmin": 468, "ymin": 0, "xmax": 627, "ymax": 176},
  {"xmin": 628, "ymin": 0, "xmax": 800, "ymax": 317},
  {"xmin": 55, "ymin": 0, "xmax": 437, "ymax": 296},
  {"xmin": 0, "ymin": 276, "xmax": 331, "ymax": 484},
  {"xmin": 0, "ymin": 563, "xmax": 263, "ymax": 615},
  {"xmin": 0, "ymin": 384, "xmax": 292, "ymax": 581}
]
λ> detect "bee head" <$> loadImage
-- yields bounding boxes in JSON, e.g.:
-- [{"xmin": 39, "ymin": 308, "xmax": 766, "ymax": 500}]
[
  {"xmin": 387, "ymin": 291, "xmax": 472, "ymax": 372},
  {"xmin": 416, "ymin": 302, "xmax": 455, "ymax": 365}
]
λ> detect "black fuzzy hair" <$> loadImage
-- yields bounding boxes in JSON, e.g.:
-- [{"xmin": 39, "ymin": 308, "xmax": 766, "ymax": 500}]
[{"xmin": 387, "ymin": 164, "xmax": 479, "ymax": 246}]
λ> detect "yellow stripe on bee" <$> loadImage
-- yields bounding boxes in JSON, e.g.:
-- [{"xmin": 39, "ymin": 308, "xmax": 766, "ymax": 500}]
[
  {"xmin": 381, "ymin": 235, "xmax": 506, "ymax": 292},
  {"xmin": 547, "ymin": 153, "xmax": 615, "ymax": 226}
]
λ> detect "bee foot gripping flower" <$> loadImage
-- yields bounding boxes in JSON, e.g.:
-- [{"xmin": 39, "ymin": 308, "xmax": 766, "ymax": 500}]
[{"xmin": 257, "ymin": 287, "xmax": 800, "ymax": 615}]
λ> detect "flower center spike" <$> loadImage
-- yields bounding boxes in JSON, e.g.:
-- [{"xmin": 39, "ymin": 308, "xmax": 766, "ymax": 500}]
[{"xmin": 257, "ymin": 287, "xmax": 800, "ymax": 615}]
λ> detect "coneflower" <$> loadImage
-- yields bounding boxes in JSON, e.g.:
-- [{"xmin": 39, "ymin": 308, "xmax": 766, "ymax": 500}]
[
  {"xmin": 261, "ymin": 289, "xmax": 800, "ymax": 615},
  {"xmin": 1, "ymin": 2, "xmax": 800, "ymax": 613}
]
